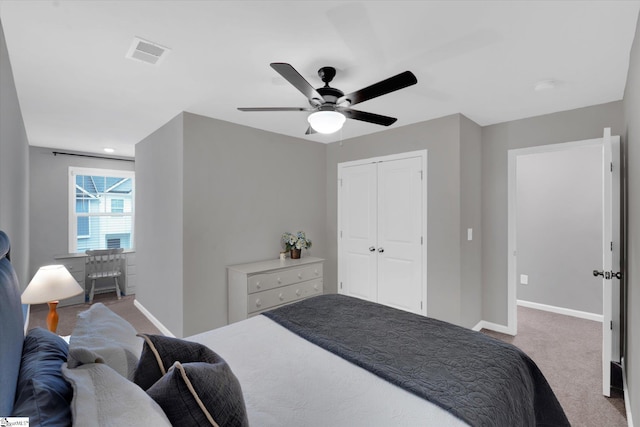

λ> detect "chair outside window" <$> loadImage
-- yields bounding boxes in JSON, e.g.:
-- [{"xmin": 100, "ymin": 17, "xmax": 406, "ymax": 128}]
[{"xmin": 85, "ymin": 248, "xmax": 124, "ymax": 303}]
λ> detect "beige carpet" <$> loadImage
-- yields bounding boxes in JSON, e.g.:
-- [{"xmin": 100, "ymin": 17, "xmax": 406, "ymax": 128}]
[
  {"xmin": 482, "ymin": 306, "xmax": 626, "ymax": 427},
  {"xmin": 29, "ymin": 295, "xmax": 627, "ymax": 426}
]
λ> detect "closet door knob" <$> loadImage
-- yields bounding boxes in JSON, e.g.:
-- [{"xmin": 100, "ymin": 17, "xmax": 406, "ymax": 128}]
[
  {"xmin": 369, "ymin": 246, "xmax": 376, "ymax": 252},
  {"xmin": 378, "ymin": 247, "xmax": 384, "ymax": 253}
]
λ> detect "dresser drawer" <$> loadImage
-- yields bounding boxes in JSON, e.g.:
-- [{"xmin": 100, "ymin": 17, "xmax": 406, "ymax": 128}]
[
  {"xmin": 58, "ymin": 258, "xmax": 86, "ymax": 306},
  {"xmin": 247, "ymin": 278, "xmax": 323, "ymax": 313},
  {"xmin": 62, "ymin": 258, "xmax": 85, "ymax": 276},
  {"xmin": 248, "ymin": 264, "xmax": 323, "ymax": 294}
]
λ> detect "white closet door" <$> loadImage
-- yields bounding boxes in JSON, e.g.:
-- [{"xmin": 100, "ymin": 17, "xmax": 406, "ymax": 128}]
[
  {"xmin": 339, "ymin": 163, "xmax": 378, "ymax": 302},
  {"xmin": 376, "ymin": 157, "xmax": 423, "ymax": 314}
]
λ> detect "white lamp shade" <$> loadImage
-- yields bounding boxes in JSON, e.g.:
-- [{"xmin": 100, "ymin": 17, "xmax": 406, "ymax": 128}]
[
  {"xmin": 307, "ymin": 111, "xmax": 346, "ymax": 134},
  {"xmin": 22, "ymin": 265, "xmax": 83, "ymax": 304}
]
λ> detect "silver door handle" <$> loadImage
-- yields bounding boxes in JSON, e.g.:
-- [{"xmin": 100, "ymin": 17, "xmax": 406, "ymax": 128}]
[
  {"xmin": 369, "ymin": 246, "xmax": 376, "ymax": 252},
  {"xmin": 378, "ymin": 247, "xmax": 384, "ymax": 253}
]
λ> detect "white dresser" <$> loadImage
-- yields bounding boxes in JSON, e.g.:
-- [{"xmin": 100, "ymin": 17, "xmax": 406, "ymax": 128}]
[{"xmin": 227, "ymin": 257, "xmax": 324, "ymax": 324}]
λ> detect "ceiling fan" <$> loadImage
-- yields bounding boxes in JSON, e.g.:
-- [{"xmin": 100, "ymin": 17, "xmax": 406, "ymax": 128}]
[{"xmin": 238, "ymin": 63, "xmax": 418, "ymax": 135}]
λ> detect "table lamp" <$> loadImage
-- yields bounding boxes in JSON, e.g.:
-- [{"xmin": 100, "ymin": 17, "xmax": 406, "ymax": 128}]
[{"xmin": 21, "ymin": 265, "xmax": 83, "ymax": 334}]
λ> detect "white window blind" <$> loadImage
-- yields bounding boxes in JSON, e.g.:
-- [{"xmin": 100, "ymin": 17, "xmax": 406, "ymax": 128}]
[{"xmin": 69, "ymin": 167, "xmax": 135, "ymax": 253}]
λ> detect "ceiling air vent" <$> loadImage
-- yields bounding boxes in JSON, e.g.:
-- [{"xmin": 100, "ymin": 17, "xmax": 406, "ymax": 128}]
[{"xmin": 126, "ymin": 37, "xmax": 170, "ymax": 65}]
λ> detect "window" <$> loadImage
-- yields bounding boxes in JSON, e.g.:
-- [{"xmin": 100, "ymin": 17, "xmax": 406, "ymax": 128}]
[
  {"xmin": 69, "ymin": 167, "xmax": 135, "ymax": 253},
  {"xmin": 111, "ymin": 199, "xmax": 124, "ymax": 213}
]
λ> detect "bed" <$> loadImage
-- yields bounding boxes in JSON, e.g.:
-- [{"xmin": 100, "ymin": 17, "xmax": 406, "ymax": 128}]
[{"xmin": 0, "ymin": 230, "xmax": 569, "ymax": 426}]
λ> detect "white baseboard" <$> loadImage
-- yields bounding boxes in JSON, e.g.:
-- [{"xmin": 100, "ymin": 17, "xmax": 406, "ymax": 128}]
[
  {"xmin": 472, "ymin": 320, "xmax": 514, "ymax": 335},
  {"xmin": 133, "ymin": 299, "xmax": 175, "ymax": 337},
  {"xmin": 517, "ymin": 299, "xmax": 603, "ymax": 322},
  {"xmin": 622, "ymin": 357, "xmax": 634, "ymax": 427}
]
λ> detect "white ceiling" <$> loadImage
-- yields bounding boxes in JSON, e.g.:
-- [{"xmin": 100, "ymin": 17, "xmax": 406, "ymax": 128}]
[{"xmin": 1, "ymin": 1, "xmax": 639, "ymax": 158}]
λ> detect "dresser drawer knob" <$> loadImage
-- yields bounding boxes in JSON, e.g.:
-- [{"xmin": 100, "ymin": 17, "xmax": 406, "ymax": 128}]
[
  {"xmin": 298, "ymin": 273, "xmax": 303, "ymax": 279},
  {"xmin": 277, "ymin": 277, "xmax": 282, "ymax": 284},
  {"xmin": 255, "ymin": 281, "xmax": 261, "ymax": 289},
  {"xmin": 314, "ymin": 269, "xmax": 319, "ymax": 275},
  {"xmin": 313, "ymin": 284, "xmax": 318, "ymax": 291},
  {"xmin": 255, "ymin": 299, "xmax": 262, "ymax": 308},
  {"xmin": 279, "ymin": 293, "xmax": 284, "ymax": 301},
  {"xmin": 295, "ymin": 289, "xmax": 301, "ymax": 296}
]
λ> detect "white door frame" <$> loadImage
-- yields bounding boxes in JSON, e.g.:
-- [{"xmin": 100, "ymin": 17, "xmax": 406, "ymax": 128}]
[
  {"xmin": 337, "ymin": 149, "xmax": 428, "ymax": 315},
  {"xmin": 507, "ymin": 132, "xmax": 620, "ymax": 396},
  {"xmin": 507, "ymin": 136, "xmax": 606, "ymax": 335}
]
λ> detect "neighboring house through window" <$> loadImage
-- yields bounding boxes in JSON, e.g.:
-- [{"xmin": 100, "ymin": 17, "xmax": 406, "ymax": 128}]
[{"xmin": 69, "ymin": 167, "xmax": 135, "ymax": 253}]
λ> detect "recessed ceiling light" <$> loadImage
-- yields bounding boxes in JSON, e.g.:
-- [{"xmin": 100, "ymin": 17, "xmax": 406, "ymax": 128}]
[
  {"xmin": 104, "ymin": 148, "xmax": 115, "ymax": 153},
  {"xmin": 534, "ymin": 79, "xmax": 557, "ymax": 92}
]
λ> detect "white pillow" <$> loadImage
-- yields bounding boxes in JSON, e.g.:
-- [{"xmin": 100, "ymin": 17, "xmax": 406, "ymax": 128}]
[
  {"xmin": 68, "ymin": 303, "xmax": 142, "ymax": 379},
  {"xmin": 62, "ymin": 362, "xmax": 171, "ymax": 427}
]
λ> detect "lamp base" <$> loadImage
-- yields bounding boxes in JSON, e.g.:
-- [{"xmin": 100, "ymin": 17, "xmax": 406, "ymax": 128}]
[{"xmin": 46, "ymin": 301, "xmax": 59, "ymax": 334}]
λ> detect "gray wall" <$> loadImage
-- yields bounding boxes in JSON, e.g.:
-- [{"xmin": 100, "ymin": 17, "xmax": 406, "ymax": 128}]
[
  {"xmin": 326, "ymin": 114, "xmax": 483, "ymax": 327},
  {"xmin": 0, "ymin": 18, "xmax": 29, "ymax": 285},
  {"xmin": 459, "ymin": 115, "xmax": 483, "ymax": 327},
  {"xmin": 481, "ymin": 101, "xmax": 624, "ymax": 326},
  {"xmin": 29, "ymin": 147, "xmax": 134, "ymax": 280},
  {"xmin": 622, "ymin": 9, "xmax": 640, "ymax": 424},
  {"xmin": 135, "ymin": 113, "xmax": 184, "ymax": 336},
  {"xmin": 135, "ymin": 113, "xmax": 327, "ymax": 337},
  {"xmin": 182, "ymin": 113, "xmax": 327, "ymax": 336},
  {"xmin": 516, "ymin": 146, "xmax": 602, "ymax": 314}
]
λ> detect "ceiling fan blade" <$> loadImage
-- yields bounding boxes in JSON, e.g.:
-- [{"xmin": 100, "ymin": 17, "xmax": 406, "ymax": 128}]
[
  {"xmin": 305, "ymin": 126, "xmax": 317, "ymax": 135},
  {"xmin": 338, "ymin": 108, "xmax": 397, "ymax": 126},
  {"xmin": 337, "ymin": 71, "xmax": 417, "ymax": 106},
  {"xmin": 270, "ymin": 63, "xmax": 324, "ymax": 104},
  {"xmin": 237, "ymin": 107, "xmax": 314, "ymax": 112}
]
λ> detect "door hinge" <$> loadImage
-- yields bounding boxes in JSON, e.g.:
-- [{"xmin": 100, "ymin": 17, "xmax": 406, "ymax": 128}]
[
  {"xmin": 421, "ymin": 301, "xmax": 423, "ymax": 310},
  {"xmin": 421, "ymin": 236, "xmax": 423, "ymax": 245},
  {"xmin": 340, "ymin": 230, "xmax": 343, "ymax": 238},
  {"xmin": 610, "ymin": 321, "xmax": 613, "ymax": 330},
  {"xmin": 340, "ymin": 282, "xmax": 343, "ymax": 290},
  {"xmin": 339, "ymin": 178, "xmax": 343, "ymax": 187},
  {"xmin": 611, "ymin": 162, "xmax": 613, "ymax": 172},
  {"xmin": 419, "ymin": 170, "xmax": 423, "ymax": 180},
  {"xmin": 611, "ymin": 241, "xmax": 613, "ymax": 252}
]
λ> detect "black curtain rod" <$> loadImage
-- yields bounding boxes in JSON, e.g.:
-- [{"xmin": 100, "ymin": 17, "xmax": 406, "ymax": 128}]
[{"xmin": 52, "ymin": 151, "xmax": 135, "ymax": 162}]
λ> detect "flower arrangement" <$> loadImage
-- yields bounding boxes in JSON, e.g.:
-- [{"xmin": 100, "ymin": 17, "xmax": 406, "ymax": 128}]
[{"xmin": 282, "ymin": 231, "xmax": 312, "ymax": 251}]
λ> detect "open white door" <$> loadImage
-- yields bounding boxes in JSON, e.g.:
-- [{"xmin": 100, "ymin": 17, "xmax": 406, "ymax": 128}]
[{"xmin": 599, "ymin": 127, "xmax": 621, "ymax": 397}]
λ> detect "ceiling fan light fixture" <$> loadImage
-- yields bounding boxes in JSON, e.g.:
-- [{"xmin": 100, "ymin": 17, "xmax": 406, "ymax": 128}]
[{"xmin": 307, "ymin": 110, "xmax": 346, "ymax": 134}]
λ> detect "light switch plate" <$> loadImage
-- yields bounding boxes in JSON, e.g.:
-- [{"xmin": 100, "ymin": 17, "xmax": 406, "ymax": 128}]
[
  {"xmin": 520, "ymin": 274, "xmax": 529, "ymax": 285},
  {"xmin": 467, "ymin": 228, "xmax": 473, "ymax": 241}
]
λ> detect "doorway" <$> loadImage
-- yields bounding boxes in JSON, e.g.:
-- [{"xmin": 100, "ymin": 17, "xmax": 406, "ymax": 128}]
[{"xmin": 507, "ymin": 132, "xmax": 621, "ymax": 396}]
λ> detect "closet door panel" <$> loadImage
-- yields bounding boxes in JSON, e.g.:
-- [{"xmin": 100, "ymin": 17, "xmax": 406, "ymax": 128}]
[
  {"xmin": 339, "ymin": 163, "xmax": 378, "ymax": 302},
  {"xmin": 377, "ymin": 157, "xmax": 423, "ymax": 314}
]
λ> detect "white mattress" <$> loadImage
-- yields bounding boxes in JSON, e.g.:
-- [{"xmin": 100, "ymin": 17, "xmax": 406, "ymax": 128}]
[{"xmin": 187, "ymin": 315, "xmax": 468, "ymax": 427}]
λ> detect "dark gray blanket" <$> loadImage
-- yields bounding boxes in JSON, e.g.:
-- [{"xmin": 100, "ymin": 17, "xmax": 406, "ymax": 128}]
[{"xmin": 263, "ymin": 294, "xmax": 569, "ymax": 427}]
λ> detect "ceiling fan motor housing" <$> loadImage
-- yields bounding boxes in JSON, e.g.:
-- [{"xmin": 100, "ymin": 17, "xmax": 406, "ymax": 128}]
[{"xmin": 312, "ymin": 86, "xmax": 345, "ymax": 107}]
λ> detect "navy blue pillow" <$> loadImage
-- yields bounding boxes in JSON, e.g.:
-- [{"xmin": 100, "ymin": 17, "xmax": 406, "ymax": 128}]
[
  {"xmin": 12, "ymin": 328, "xmax": 72, "ymax": 426},
  {"xmin": 133, "ymin": 334, "xmax": 220, "ymax": 391},
  {"xmin": 147, "ymin": 361, "xmax": 249, "ymax": 427}
]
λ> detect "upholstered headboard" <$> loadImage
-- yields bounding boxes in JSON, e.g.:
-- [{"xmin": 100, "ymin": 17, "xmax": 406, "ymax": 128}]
[{"xmin": 0, "ymin": 230, "xmax": 25, "ymax": 415}]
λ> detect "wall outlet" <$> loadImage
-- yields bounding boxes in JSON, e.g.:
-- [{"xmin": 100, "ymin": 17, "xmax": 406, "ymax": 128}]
[
  {"xmin": 520, "ymin": 274, "xmax": 529, "ymax": 285},
  {"xmin": 467, "ymin": 228, "xmax": 473, "ymax": 241}
]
